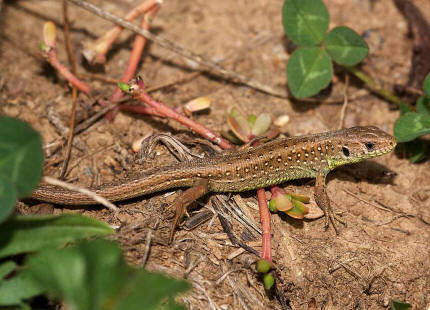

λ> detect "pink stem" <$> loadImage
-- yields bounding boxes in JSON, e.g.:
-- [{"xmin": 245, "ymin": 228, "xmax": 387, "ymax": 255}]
[
  {"xmin": 119, "ymin": 104, "xmax": 163, "ymax": 117},
  {"xmin": 111, "ymin": 5, "xmax": 160, "ymax": 102},
  {"xmin": 87, "ymin": 0, "xmax": 159, "ymax": 64},
  {"xmin": 46, "ymin": 51, "xmax": 91, "ymax": 94},
  {"xmin": 257, "ymin": 188, "xmax": 272, "ymax": 262},
  {"xmin": 270, "ymin": 186, "xmax": 284, "ymax": 196},
  {"xmin": 132, "ymin": 85, "xmax": 234, "ymax": 150}
]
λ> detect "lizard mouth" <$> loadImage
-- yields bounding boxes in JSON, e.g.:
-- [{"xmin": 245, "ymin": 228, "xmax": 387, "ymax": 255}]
[{"xmin": 368, "ymin": 144, "xmax": 396, "ymax": 157}]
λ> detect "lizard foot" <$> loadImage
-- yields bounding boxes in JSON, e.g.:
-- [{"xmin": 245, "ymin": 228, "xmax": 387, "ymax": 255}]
[
  {"xmin": 168, "ymin": 179, "xmax": 209, "ymax": 244},
  {"xmin": 324, "ymin": 204, "xmax": 347, "ymax": 235}
]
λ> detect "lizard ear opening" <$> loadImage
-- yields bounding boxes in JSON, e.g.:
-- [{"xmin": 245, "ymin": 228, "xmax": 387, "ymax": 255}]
[{"xmin": 342, "ymin": 146, "xmax": 350, "ymax": 157}]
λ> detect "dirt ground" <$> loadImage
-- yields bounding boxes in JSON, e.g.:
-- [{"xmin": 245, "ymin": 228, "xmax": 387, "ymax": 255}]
[{"xmin": 1, "ymin": 0, "xmax": 430, "ymax": 309}]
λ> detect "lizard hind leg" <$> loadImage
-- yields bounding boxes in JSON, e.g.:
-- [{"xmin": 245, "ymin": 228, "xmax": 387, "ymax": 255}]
[
  {"xmin": 314, "ymin": 172, "xmax": 347, "ymax": 235},
  {"xmin": 169, "ymin": 178, "xmax": 209, "ymax": 243}
]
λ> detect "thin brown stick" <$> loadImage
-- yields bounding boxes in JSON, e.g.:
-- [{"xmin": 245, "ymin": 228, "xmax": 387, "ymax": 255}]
[
  {"xmin": 62, "ymin": 0, "xmax": 77, "ymax": 73},
  {"xmin": 59, "ymin": 88, "xmax": 78, "ymax": 179},
  {"xmin": 141, "ymin": 227, "xmax": 153, "ymax": 266},
  {"xmin": 67, "ymin": 0, "xmax": 286, "ymax": 98},
  {"xmin": 60, "ymin": 1, "xmax": 78, "ymax": 179}
]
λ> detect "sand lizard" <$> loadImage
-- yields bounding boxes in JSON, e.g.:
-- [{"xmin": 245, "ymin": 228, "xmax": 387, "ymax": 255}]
[{"xmin": 30, "ymin": 126, "xmax": 396, "ymax": 240}]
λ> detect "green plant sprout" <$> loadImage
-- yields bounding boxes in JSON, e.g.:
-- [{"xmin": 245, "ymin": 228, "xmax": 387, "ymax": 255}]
[
  {"xmin": 394, "ymin": 73, "xmax": 430, "ymax": 162},
  {"xmin": 269, "ymin": 187, "xmax": 310, "ymax": 219},
  {"xmin": 224, "ymin": 106, "xmax": 272, "ymax": 144}
]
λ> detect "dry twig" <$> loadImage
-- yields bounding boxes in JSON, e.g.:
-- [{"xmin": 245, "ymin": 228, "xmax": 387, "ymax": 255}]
[
  {"xmin": 42, "ymin": 176, "xmax": 118, "ymax": 212},
  {"xmin": 67, "ymin": 0, "xmax": 286, "ymax": 98}
]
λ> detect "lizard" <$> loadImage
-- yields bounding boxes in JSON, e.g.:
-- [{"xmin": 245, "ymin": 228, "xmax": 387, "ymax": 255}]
[{"xmin": 30, "ymin": 126, "xmax": 396, "ymax": 241}]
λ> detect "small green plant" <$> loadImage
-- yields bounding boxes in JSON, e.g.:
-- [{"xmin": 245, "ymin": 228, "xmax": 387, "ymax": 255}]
[
  {"xmin": 255, "ymin": 259, "xmax": 274, "ymax": 290},
  {"xmin": 0, "ymin": 117, "xmax": 189, "ymax": 310},
  {"xmin": 394, "ymin": 73, "xmax": 430, "ymax": 162},
  {"xmin": 0, "ymin": 239, "xmax": 189, "ymax": 310},
  {"xmin": 0, "ymin": 116, "xmax": 44, "ymax": 223},
  {"xmin": 269, "ymin": 187, "xmax": 310, "ymax": 219},
  {"xmin": 282, "ymin": 0, "xmax": 369, "ymax": 98},
  {"xmin": 224, "ymin": 106, "xmax": 272, "ymax": 144},
  {"xmin": 391, "ymin": 299, "xmax": 412, "ymax": 310}
]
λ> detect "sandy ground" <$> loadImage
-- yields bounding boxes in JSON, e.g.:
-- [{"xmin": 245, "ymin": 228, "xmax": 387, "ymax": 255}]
[{"xmin": 1, "ymin": 0, "xmax": 429, "ymax": 309}]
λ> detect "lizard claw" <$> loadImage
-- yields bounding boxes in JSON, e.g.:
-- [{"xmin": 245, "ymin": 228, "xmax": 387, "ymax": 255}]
[{"xmin": 324, "ymin": 205, "xmax": 346, "ymax": 235}]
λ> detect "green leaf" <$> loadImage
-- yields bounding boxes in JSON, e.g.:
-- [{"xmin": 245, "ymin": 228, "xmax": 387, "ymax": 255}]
[
  {"xmin": 394, "ymin": 112, "xmax": 430, "ymax": 142},
  {"xmin": 118, "ymin": 82, "xmax": 131, "ymax": 93},
  {"xmin": 399, "ymin": 102, "xmax": 412, "ymax": 115},
  {"xmin": 227, "ymin": 107, "xmax": 252, "ymax": 143},
  {"xmin": 417, "ymin": 96, "xmax": 430, "ymax": 115},
  {"xmin": 287, "ymin": 47, "xmax": 333, "ymax": 98},
  {"xmin": 251, "ymin": 113, "xmax": 271, "ymax": 136},
  {"xmin": 0, "ymin": 272, "xmax": 42, "ymax": 306},
  {"xmin": 325, "ymin": 26, "xmax": 369, "ymax": 65},
  {"xmin": 0, "ymin": 176, "xmax": 17, "ymax": 224},
  {"xmin": 0, "ymin": 116, "xmax": 43, "ymax": 198},
  {"xmin": 24, "ymin": 239, "xmax": 189, "ymax": 310},
  {"xmin": 115, "ymin": 267, "xmax": 189, "ymax": 310},
  {"xmin": 0, "ymin": 214, "xmax": 114, "ymax": 258},
  {"xmin": 285, "ymin": 199, "xmax": 309, "ymax": 219},
  {"xmin": 0, "ymin": 261, "xmax": 17, "ymax": 281},
  {"xmin": 423, "ymin": 73, "xmax": 430, "ymax": 97},
  {"xmin": 403, "ymin": 140, "xmax": 428, "ymax": 163},
  {"xmin": 391, "ymin": 299, "xmax": 412, "ymax": 310},
  {"xmin": 282, "ymin": 0, "xmax": 329, "ymax": 46}
]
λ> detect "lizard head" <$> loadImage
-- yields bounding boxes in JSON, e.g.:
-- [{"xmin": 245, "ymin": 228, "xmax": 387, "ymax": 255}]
[{"xmin": 327, "ymin": 126, "xmax": 397, "ymax": 169}]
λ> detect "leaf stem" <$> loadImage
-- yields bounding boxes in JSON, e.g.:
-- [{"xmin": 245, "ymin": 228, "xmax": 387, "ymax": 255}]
[
  {"xmin": 345, "ymin": 66, "xmax": 411, "ymax": 109},
  {"xmin": 126, "ymin": 78, "xmax": 234, "ymax": 150}
]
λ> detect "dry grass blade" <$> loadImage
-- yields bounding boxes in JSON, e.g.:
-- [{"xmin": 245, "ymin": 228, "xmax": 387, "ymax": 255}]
[{"xmin": 42, "ymin": 176, "xmax": 118, "ymax": 212}]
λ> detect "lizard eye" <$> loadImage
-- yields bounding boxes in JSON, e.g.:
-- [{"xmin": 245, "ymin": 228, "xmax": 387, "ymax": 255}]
[
  {"xmin": 365, "ymin": 142, "xmax": 375, "ymax": 151},
  {"xmin": 342, "ymin": 147, "xmax": 350, "ymax": 157}
]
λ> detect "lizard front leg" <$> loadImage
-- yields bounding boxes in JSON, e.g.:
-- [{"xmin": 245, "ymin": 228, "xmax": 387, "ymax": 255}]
[
  {"xmin": 169, "ymin": 178, "xmax": 209, "ymax": 243},
  {"xmin": 314, "ymin": 172, "xmax": 346, "ymax": 234}
]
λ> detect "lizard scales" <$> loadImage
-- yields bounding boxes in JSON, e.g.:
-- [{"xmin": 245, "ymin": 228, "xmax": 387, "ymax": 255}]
[{"xmin": 31, "ymin": 126, "xmax": 396, "ymax": 205}]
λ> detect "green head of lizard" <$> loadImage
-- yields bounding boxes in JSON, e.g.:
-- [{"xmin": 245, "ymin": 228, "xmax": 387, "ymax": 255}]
[{"xmin": 327, "ymin": 126, "xmax": 397, "ymax": 170}]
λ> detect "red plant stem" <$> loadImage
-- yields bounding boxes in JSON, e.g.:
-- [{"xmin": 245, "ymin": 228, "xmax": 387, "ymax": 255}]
[
  {"xmin": 257, "ymin": 188, "xmax": 272, "ymax": 262},
  {"xmin": 246, "ymin": 136, "xmax": 273, "ymax": 262},
  {"xmin": 87, "ymin": 0, "xmax": 159, "ymax": 63},
  {"xmin": 45, "ymin": 50, "xmax": 91, "ymax": 94},
  {"xmin": 119, "ymin": 104, "xmax": 163, "ymax": 117},
  {"xmin": 132, "ymin": 86, "xmax": 234, "ymax": 150},
  {"xmin": 111, "ymin": 5, "xmax": 160, "ymax": 102}
]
